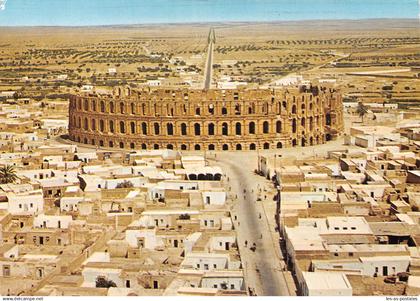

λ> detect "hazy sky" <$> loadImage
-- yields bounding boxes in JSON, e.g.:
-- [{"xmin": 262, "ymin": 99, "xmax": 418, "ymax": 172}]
[{"xmin": 0, "ymin": 0, "xmax": 418, "ymax": 26}]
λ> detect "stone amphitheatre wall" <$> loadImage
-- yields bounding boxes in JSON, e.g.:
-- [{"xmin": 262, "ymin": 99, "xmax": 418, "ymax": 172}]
[{"xmin": 68, "ymin": 86, "xmax": 344, "ymax": 151}]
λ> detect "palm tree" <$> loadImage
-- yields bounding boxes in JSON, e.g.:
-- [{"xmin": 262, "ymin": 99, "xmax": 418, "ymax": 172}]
[
  {"xmin": 356, "ymin": 101, "xmax": 369, "ymax": 123},
  {"xmin": 0, "ymin": 165, "xmax": 18, "ymax": 184}
]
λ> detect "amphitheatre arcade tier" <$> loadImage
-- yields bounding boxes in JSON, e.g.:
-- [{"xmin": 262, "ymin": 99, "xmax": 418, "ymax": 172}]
[{"xmin": 69, "ymin": 86, "xmax": 344, "ymax": 151}]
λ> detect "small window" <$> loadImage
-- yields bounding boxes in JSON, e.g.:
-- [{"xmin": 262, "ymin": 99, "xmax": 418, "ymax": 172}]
[{"xmin": 2, "ymin": 265, "xmax": 11, "ymax": 277}]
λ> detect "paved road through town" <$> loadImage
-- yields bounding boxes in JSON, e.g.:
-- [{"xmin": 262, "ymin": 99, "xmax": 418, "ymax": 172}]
[
  {"xmin": 203, "ymin": 29, "xmax": 215, "ymax": 90},
  {"xmin": 209, "ymin": 152, "xmax": 291, "ymax": 296}
]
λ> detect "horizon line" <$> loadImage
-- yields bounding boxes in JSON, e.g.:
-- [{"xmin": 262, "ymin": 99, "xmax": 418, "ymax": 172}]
[{"xmin": 0, "ymin": 17, "xmax": 418, "ymax": 28}]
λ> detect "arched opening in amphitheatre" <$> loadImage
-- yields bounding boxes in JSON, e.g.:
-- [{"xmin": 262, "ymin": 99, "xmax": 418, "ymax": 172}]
[
  {"xmin": 263, "ymin": 142, "xmax": 270, "ymax": 150},
  {"xmin": 99, "ymin": 140, "xmax": 104, "ymax": 147},
  {"xmin": 250, "ymin": 143, "xmax": 256, "ymax": 150},
  {"xmin": 167, "ymin": 123, "xmax": 174, "ymax": 136},
  {"xmin": 234, "ymin": 103, "xmax": 241, "ymax": 115},
  {"xmin": 235, "ymin": 122, "xmax": 242, "ymax": 135},
  {"xmin": 194, "ymin": 123, "xmax": 201, "ymax": 136},
  {"xmin": 249, "ymin": 122, "xmax": 255, "ymax": 134},
  {"xmin": 277, "ymin": 142, "xmax": 283, "ymax": 149},
  {"xmin": 198, "ymin": 174, "xmax": 206, "ymax": 180},
  {"xmin": 91, "ymin": 119, "xmax": 96, "ymax": 131},
  {"xmin": 109, "ymin": 141, "xmax": 114, "ymax": 148},
  {"xmin": 154, "ymin": 144, "xmax": 159, "ymax": 150},
  {"xmin": 326, "ymin": 113, "xmax": 332, "ymax": 126},
  {"xmin": 92, "ymin": 100, "xmax": 96, "ymax": 111},
  {"xmin": 301, "ymin": 117, "xmax": 305, "ymax": 127},
  {"xmin": 236, "ymin": 144, "xmax": 242, "ymax": 151},
  {"xmin": 301, "ymin": 138, "xmax": 306, "ymax": 147},
  {"xmin": 120, "ymin": 121, "xmax": 125, "ymax": 134},
  {"xmin": 310, "ymin": 137, "xmax": 314, "ymax": 146},
  {"xmin": 99, "ymin": 120, "xmax": 105, "ymax": 132},
  {"xmin": 91, "ymin": 139, "xmax": 95, "ymax": 145},
  {"xmin": 189, "ymin": 174, "xmax": 197, "ymax": 180},
  {"xmin": 250, "ymin": 103, "xmax": 256, "ymax": 114},
  {"xmin": 222, "ymin": 123, "xmax": 228, "ymax": 136},
  {"xmin": 276, "ymin": 121, "xmax": 282, "ymax": 133},
  {"xmin": 292, "ymin": 139, "xmax": 297, "ymax": 147},
  {"xmin": 83, "ymin": 138, "xmax": 88, "ymax": 144},
  {"xmin": 208, "ymin": 104, "xmax": 214, "ymax": 114},
  {"xmin": 292, "ymin": 119, "xmax": 297, "ymax": 133},
  {"xmin": 119, "ymin": 142, "xmax": 124, "ymax": 149},
  {"xmin": 76, "ymin": 137, "xmax": 80, "ymax": 143},
  {"xmin": 263, "ymin": 121, "xmax": 269, "ymax": 134},
  {"xmin": 208, "ymin": 144, "xmax": 215, "ymax": 151},
  {"xmin": 194, "ymin": 144, "xmax": 201, "ymax": 151},
  {"xmin": 167, "ymin": 144, "xmax": 174, "ymax": 150},
  {"xmin": 131, "ymin": 122, "xmax": 136, "ymax": 134},
  {"xmin": 181, "ymin": 123, "xmax": 187, "ymax": 136},
  {"xmin": 100, "ymin": 101, "xmax": 105, "ymax": 112},
  {"xmin": 109, "ymin": 120, "xmax": 115, "ymax": 133},
  {"xmin": 208, "ymin": 123, "xmax": 215, "ymax": 135},
  {"xmin": 110, "ymin": 102, "xmax": 115, "ymax": 113},
  {"xmin": 292, "ymin": 104, "xmax": 297, "ymax": 114},
  {"xmin": 222, "ymin": 107, "xmax": 228, "ymax": 115},
  {"xmin": 181, "ymin": 144, "xmax": 187, "ymax": 151},
  {"xmin": 83, "ymin": 118, "xmax": 88, "ymax": 130},
  {"xmin": 142, "ymin": 122, "xmax": 147, "ymax": 135},
  {"xmin": 222, "ymin": 144, "xmax": 229, "ymax": 151},
  {"xmin": 120, "ymin": 102, "xmax": 125, "ymax": 114},
  {"xmin": 263, "ymin": 102, "xmax": 269, "ymax": 115},
  {"xmin": 195, "ymin": 107, "xmax": 201, "ymax": 116},
  {"xmin": 130, "ymin": 143, "xmax": 135, "ymax": 149},
  {"xmin": 141, "ymin": 143, "xmax": 147, "ymax": 150},
  {"xmin": 154, "ymin": 123, "xmax": 160, "ymax": 135},
  {"xmin": 131, "ymin": 103, "xmax": 136, "ymax": 114}
]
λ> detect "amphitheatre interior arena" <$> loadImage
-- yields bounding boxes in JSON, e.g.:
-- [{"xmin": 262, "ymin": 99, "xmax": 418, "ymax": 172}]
[{"xmin": 69, "ymin": 85, "xmax": 344, "ymax": 151}]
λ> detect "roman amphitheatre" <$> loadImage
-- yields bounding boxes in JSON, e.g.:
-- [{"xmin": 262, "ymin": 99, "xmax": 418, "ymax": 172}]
[{"xmin": 68, "ymin": 84, "xmax": 344, "ymax": 151}]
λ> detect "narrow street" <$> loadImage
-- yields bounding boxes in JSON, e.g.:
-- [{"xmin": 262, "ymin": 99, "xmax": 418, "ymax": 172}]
[{"xmin": 209, "ymin": 152, "xmax": 293, "ymax": 296}]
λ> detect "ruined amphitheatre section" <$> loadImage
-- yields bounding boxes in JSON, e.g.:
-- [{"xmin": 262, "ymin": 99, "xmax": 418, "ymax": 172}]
[{"xmin": 68, "ymin": 86, "xmax": 344, "ymax": 151}]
